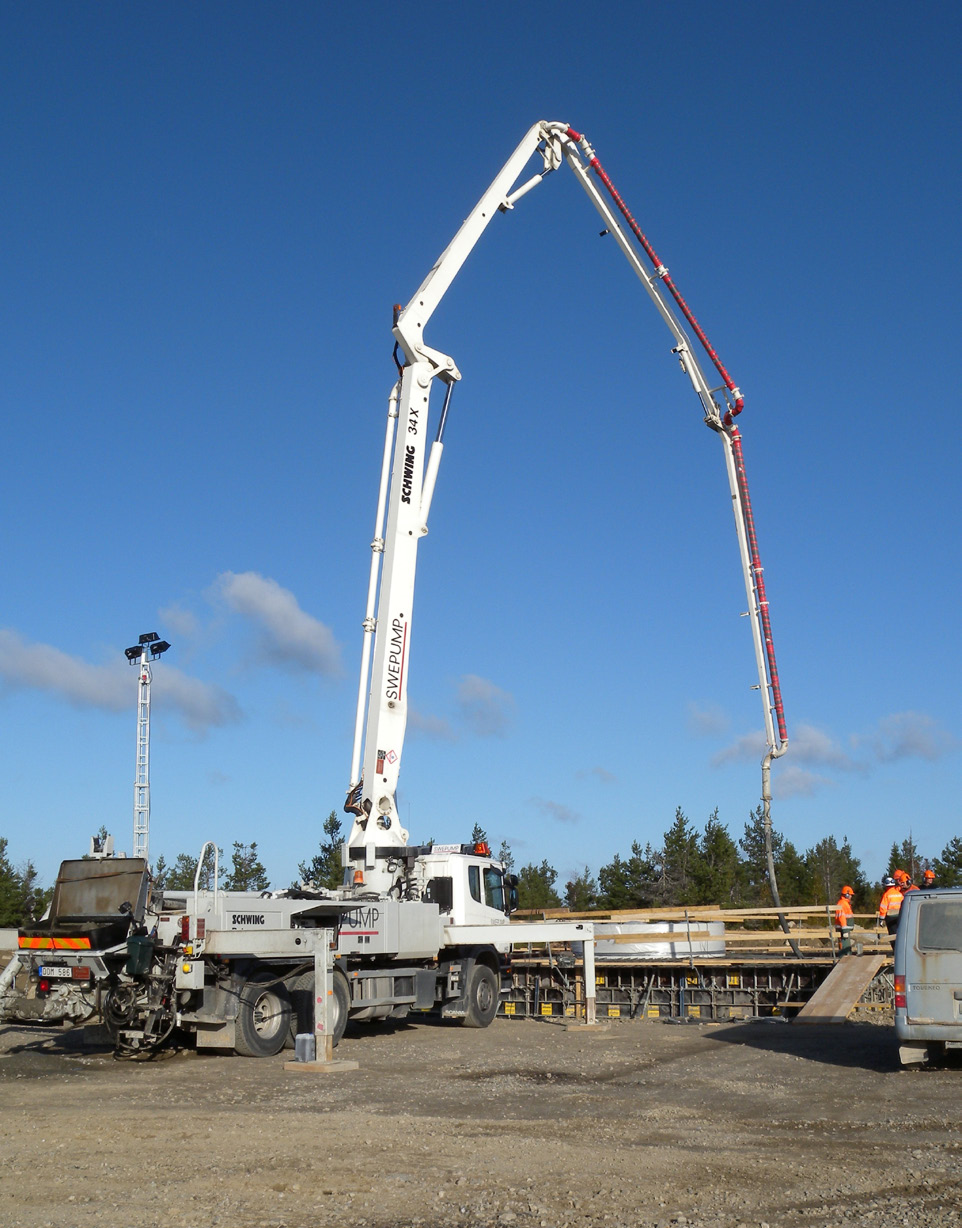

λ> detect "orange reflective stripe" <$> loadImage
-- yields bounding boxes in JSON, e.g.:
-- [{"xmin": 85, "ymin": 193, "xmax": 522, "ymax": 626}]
[
  {"xmin": 17, "ymin": 935, "xmax": 92, "ymax": 950},
  {"xmin": 878, "ymin": 888, "xmax": 903, "ymax": 917}
]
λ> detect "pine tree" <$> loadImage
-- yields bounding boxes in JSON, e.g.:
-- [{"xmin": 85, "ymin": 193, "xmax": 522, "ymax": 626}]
[
  {"xmin": 223, "ymin": 842, "xmax": 269, "ymax": 892},
  {"xmin": 887, "ymin": 836, "xmax": 925, "ymax": 883},
  {"xmin": 805, "ymin": 836, "xmax": 866, "ymax": 906},
  {"xmin": 658, "ymin": 807, "xmax": 701, "ymax": 906},
  {"xmin": 151, "ymin": 854, "xmax": 169, "ymax": 890},
  {"xmin": 564, "ymin": 866, "xmax": 598, "ymax": 912},
  {"xmin": 738, "ymin": 806, "xmax": 783, "ymax": 906},
  {"xmin": 165, "ymin": 848, "xmax": 224, "ymax": 891},
  {"xmin": 693, "ymin": 809, "xmax": 740, "ymax": 905},
  {"xmin": 0, "ymin": 837, "xmax": 43, "ymax": 926},
  {"xmin": 597, "ymin": 841, "xmax": 656, "ymax": 910},
  {"xmin": 516, "ymin": 860, "xmax": 562, "ymax": 910},
  {"xmin": 775, "ymin": 841, "xmax": 812, "ymax": 907},
  {"xmin": 933, "ymin": 836, "xmax": 962, "ymax": 887},
  {"xmin": 497, "ymin": 840, "xmax": 515, "ymax": 872},
  {"xmin": 18, "ymin": 861, "xmax": 51, "ymax": 920},
  {"xmin": 297, "ymin": 812, "xmax": 345, "ymax": 890},
  {"xmin": 166, "ymin": 853, "xmax": 199, "ymax": 891}
]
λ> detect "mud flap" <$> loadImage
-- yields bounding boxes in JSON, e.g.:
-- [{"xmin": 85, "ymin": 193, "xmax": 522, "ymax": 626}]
[
  {"xmin": 415, "ymin": 968, "xmax": 437, "ymax": 1010},
  {"xmin": 195, "ymin": 1020, "xmax": 236, "ymax": 1049},
  {"xmin": 440, "ymin": 958, "xmax": 472, "ymax": 1019}
]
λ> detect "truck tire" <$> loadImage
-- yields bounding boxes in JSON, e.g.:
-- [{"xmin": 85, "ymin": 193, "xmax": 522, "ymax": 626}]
[
  {"xmin": 234, "ymin": 970, "xmax": 292, "ymax": 1058},
  {"xmin": 288, "ymin": 968, "xmax": 350, "ymax": 1048},
  {"xmin": 462, "ymin": 963, "xmax": 499, "ymax": 1028}
]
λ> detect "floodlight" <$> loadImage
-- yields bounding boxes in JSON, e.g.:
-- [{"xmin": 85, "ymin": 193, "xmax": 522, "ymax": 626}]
[
  {"xmin": 139, "ymin": 632, "xmax": 159, "ymax": 645},
  {"xmin": 124, "ymin": 645, "xmax": 142, "ymax": 662},
  {"xmin": 150, "ymin": 640, "xmax": 171, "ymax": 658}
]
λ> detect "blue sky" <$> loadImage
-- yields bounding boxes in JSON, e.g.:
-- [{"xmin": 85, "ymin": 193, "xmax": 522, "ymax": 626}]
[{"xmin": 1, "ymin": 2, "xmax": 959, "ymax": 891}]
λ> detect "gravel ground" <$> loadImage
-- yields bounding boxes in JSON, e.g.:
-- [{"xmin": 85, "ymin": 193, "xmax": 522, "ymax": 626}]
[{"xmin": 0, "ymin": 1012, "xmax": 959, "ymax": 1228}]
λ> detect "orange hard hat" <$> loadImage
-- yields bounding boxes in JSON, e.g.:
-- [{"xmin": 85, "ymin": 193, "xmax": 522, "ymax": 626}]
[
  {"xmin": 841, "ymin": 885, "xmax": 854, "ymax": 897},
  {"xmin": 893, "ymin": 869, "xmax": 908, "ymax": 884},
  {"xmin": 923, "ymin": 869, "xmax": 935, "ymax": 882}
]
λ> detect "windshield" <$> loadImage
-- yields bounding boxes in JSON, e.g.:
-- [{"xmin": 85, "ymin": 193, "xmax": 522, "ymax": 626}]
[{"xmin": 483, "ymin": 866, "xmax": 507, "ymax": 913}]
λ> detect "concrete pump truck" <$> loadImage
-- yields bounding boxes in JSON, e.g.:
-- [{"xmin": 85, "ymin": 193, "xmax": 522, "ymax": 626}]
[{"xmin": 1, "ymin": 121, "xmax": 787, "ymax": 1056}]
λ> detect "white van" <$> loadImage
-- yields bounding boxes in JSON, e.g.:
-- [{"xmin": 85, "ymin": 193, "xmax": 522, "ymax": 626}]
[{"xmin": 894, "ymin": 887, "xmax": 962, "ymax": 1066}]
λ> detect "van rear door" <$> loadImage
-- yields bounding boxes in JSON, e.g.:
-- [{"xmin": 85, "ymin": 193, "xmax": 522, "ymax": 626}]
[{"xmin": 906, "ymin": 896, "xmax": 962, "ymax": 1025}]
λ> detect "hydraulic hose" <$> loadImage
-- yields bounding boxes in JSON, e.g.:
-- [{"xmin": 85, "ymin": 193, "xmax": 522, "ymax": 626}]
[
  {"xmin": 566, "ymin": 127, "xmax": 743, "ymax": 418},
  {"xmin": 566, "ymin": 125, "xmax": 796, "ymax": 949},
  {"xmin": 727, "ymin": 427, "xmax": 787, "ymax": 747}
]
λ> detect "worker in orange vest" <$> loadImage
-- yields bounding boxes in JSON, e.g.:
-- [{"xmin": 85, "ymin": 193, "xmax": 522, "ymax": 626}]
[
  {"xmin": 894, "ymin": 868, "xmax": 920, "ymax": 895},
  {"xmin": 834, "ymin": 885, "xmax": 855, "ymax": 953},
  {"xmin": 877, "ymin": 876, "xmax": 903, "ymax": 934},
  {"xmin": 834, "ymin": 885, "xmax": 855, "ymax": 928}
]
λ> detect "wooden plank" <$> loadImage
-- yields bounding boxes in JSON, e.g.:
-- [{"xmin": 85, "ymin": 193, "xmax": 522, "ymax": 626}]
[
  {"xmin": 605, "ymin": 930, "xmax": 719, "ymax": 944},
  {"xmin": 794, "ymin": 954, "xmax": 887, "ymax": 1024},
  {"xmin": 601, "ymin": 929, "xmax": 890, "ymax": 945},
  {"xmin": 515, "ymin": 906, "xmax": 880, "ymax": 923}
]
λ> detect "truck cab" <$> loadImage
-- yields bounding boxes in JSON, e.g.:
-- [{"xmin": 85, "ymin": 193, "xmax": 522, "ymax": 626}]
[
  {"xmin": 894, "ymin": 887, "xmax": 962, "ymax": 1066},
  {"xmin": 419, "ymin": 845, "xmax": 516, "ymax": 927}
]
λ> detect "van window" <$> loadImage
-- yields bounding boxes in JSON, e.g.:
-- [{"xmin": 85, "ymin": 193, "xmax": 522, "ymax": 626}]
[
  {"xmin": 918, "ymin": 901, "xmax": 962, "ymax": 952},
  {"xmin": 468, "ymin": 865, "xmax": 482, "ymax": 904}
]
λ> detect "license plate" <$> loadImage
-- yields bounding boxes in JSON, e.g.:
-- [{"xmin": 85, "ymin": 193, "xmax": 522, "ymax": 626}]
[{"xmin": 39, "ymin": 965, "xmax": 71, "ymax": 978}]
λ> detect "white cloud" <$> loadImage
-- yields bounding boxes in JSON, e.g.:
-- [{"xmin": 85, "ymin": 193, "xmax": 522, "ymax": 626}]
[
  {"xmin": 456, "ymin": 674, "xmax": 515, "ymax": 738},
  {"xmin": 711, "ymin": 727, "xmax": 767, "ymax": 767},
  {"xmin": 158, "ymin": 603, "xmax": 200, "ymax": 639},
  {"xmin": 0, "ymin": 628, "xmax": 241, "ymax": 732},
  {"xmin": 408, "ymin": 706, "xmax": 457, "ymax": 741},
  {"xmin": 687, "ymin": 701, "xmax": 730, "ymax": 737},
  {"xmin": 0, "ymin": 629, "xmax": 128, "ymax": 710},
  {"xmin": 576, "ymin": 765, "xmax": 617, "ymax": 784},
  {"xmin": 155, "ymin": 666, "xmax": 242, "ymax": 731},
  {"xmin": 529, "ymin": 797, "xmax": 581, "ymax": 825},
  {"xmin": 772, "ymin": 764, "xmax": 838, "ymax": 799},
  {"xmin": 866, "ymin": 711, "xmax": 958, "ymax": 764},
  {"xmin": 712, "ymin": 721, "xmax": 861, "ymax": 773},
  {"xmin": 786, "ymin": 723, "xmax": 863, "ymax": 772},
  {"xmin": 213, "ymin": 571, "xmax": 341, "ymax": 676},
  {"xmin": 711, "ymin": 711, "xmax": 958, "ymax": 799}
]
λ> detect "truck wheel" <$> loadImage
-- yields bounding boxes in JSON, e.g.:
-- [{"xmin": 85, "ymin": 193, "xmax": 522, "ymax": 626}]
[
  {"xmin": 288, "ymin": 969, "xmax": 350, "ymax": 1048},
  {"xmin": 234, "ymin": 970, "xmax": 291, "ymax": 1058},
  {"xmin": 463, "ymin": 963, "xmax": 499, "ymax": 1028}
]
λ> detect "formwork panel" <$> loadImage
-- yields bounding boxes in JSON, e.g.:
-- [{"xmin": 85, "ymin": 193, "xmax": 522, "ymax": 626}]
[{"xmin": 501, "ymin": 957, "xmax": 885, "ymax": 1022}]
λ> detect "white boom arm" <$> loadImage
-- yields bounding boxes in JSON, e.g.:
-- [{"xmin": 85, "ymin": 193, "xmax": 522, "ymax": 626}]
[{"xmin": 345, "ymin": 122, "xmax": 787, "ymax": 895}]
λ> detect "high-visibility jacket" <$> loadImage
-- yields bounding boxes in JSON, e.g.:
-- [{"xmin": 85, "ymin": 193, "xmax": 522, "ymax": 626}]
[
  {"xmin": 834, "ymin": 896, "xmax": 854, "ymax": 928},
  {"xmin": 877, "ymin": 886, "xmax": 903, "ymax": 919}
]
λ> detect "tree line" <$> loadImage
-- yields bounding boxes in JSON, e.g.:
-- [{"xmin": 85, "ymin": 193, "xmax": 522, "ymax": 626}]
[
  {"xmin": 498, "ymin": 809, "xmax": 962, "ymax": 914},
  {"xmin": 0, "ymin": 837, "xmax": 47, "ymax": 928},
  {"xmin": 1, "ymin": 809, "xmax": 959, "ymax": 927}
]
